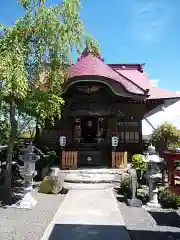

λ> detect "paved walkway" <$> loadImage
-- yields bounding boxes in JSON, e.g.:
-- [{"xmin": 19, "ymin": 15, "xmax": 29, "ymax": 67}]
[{"xmin": 41, "ymin": 188, "xmax": 130, "ymax": 239}]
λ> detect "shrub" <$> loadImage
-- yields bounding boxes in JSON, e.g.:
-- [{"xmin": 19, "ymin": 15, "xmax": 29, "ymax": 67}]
[
  {"xmin": 132, "ymin": 154, "xmax": 147, "ymax": 184},
  {"xmin": 176, "ymin": 160, "xmax": 180, "ymax": 169},
  {"xmin": 151, "ymin": 122, "xmax": 180, "ymax": 153},
  {"xmin": 167, "ymin": 142, "xmax": 180, "ymax": 152},
  {"xmin": 132, "ymin": 154, "xmax": 146, "ymax": 171},
  {"xmin": 119, "ymin": 175, "xmax": 131, "ymax": 196},
  {"xmin": 35, "ymin": 149, "xmax": 59, "ymax": 180},
  {"xmin": 137, "ymin": 187, "xmax": 149, "ymax": 204},
  {"xmin": 46, "ymin": 150, "xmax": 59, "ymax": 166},
  {"xmin": 158, "ymin": 187, "xmax": 180, "ymax": 209}
]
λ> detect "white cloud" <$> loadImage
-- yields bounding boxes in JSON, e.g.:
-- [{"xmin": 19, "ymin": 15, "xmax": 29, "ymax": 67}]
[
  {"xmin": 150, "ymin": 79, "xmax": 159, "ymax": 87},
  {"xmin": 131, "ymin": 0, "xmax": 173, "ymax": 42},
  {"xmin": 142, "ymin": 89, "xmax": 180, "ymax": 135}
]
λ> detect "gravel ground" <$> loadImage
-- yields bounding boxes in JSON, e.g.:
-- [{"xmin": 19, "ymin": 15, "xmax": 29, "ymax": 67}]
[
  {"xmin": 1, "ymin": 186, "xmax": 180, "ymax": 240},
  {"xmin": 117, "ymin": 194, "xmax": 180, "ymax": 240},
  {"xmin": 0, "ymin": 189, "xmax": 66, "ymax": 240}
]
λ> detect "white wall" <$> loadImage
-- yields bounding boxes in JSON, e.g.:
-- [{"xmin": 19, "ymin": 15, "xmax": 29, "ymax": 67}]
[{"xmin": 142, "ymin": 99, "xmax": 180, "ymax": 135}]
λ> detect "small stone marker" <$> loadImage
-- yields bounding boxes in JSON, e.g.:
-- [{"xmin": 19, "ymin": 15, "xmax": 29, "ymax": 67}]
[
  {"xmin": 127, "ymin": 169, "xmax": 142, "ymax": 207},
  {"xmin": 50, "ymin": 167, "xmax": 64, "ymax": 194}
]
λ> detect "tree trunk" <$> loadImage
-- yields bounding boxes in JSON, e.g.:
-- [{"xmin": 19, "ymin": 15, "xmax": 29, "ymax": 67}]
[
  {"xmin": 3, "ymin": 98, "xmax": 17, "ymax": 204},
  {"xmin": 34, "ymin": 116, "xmax": 41, "ymax": 145}
]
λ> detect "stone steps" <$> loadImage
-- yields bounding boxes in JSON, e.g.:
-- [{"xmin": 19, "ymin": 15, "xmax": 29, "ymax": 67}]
[
  {"xmin": 60, "ymin": 168, "xmax": 127, "ymax": 190},
  {"xmin": 61, "ymin": 168, "xmax": 125, "ymax": 175},
  {"xmin": 63, "ymin": 182, "xmax": 115, "ymax": 190}
]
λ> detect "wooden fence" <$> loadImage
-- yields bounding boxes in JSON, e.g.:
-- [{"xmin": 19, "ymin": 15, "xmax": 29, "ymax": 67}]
[
  {"xmin": 61, "ymin": 151, "xmax": 78, "ymax": 169},
  {"xmin": 111, "ymin": 152, "xmax": 128, "ymax": 168}
]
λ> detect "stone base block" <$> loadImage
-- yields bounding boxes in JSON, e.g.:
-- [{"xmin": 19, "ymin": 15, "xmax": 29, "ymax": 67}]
[
  {"xmin": 146, "ymin": 201, "xmax": 161, "ymax": 209},
  {"xmin": 127, "ymin": 197, "xmax": 142, "ymax": 207},
  {"xmin": 12, "ymin": 192, "xmax": 37, "ymax": 209}
]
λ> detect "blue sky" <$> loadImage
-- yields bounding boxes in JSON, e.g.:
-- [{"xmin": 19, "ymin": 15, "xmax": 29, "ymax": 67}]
[
  {"xmin": 1, "ymin": 0, "xmax": 180, "ymax": 92},
  {"xmin": 1, "ymin": 0, "xmax": 180, "ymax": 133},
  {"xmin": 79, "ymin": 0, "xmax": 180, "ymax": 92}
]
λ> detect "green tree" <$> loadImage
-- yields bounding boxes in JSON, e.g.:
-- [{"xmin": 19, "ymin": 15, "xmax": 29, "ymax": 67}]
[
  {"xmin": 0, "ymin": 0, "xmax": 99, "ymax": 203},
  {"xmin": 0, "ymin": 120, "xmax": 10, "ymax": 145},
  {"xmin": 151, "ymin": 122, "xmax": 180, "ymax": 153},
  {"xmin": 0, "ymin": 102, "xmax": 10, "ymax": 145}
]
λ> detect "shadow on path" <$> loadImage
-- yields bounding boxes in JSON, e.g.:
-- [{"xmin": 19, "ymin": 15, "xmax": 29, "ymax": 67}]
[
  {"xmin": 48, "ymin": 224, "xmax": 130, "ymax": 240},
  {"xmin": 149, "ymin": 211, "xmax": 180, "ymax": 228},
  {"xmin": 46, "ymin": 223, "xmax": 180, "ymax": 240},
  {"xmin": 128, "ymin": 229, "xmax": 180, "ymax": 240}
]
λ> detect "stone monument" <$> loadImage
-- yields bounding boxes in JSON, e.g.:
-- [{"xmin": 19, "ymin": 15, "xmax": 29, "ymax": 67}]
[{"xmin": 127, "ymin": 169, "xmax": 142, "ymax": 207}]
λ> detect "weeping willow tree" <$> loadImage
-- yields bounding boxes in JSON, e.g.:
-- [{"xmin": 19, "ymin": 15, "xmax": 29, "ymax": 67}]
[{"xmin": 0, "ymin": 0, "xmax": 99, "ymax": 203}]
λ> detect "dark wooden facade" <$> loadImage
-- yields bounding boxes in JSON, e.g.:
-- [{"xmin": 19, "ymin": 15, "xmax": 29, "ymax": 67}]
[
  {"xmin": 38, "ymin": 79, "xmax": 163, "ymax": 169},
  {"xmin": 37, "ymin": 51, "xmax": 180, "ymax": 169}
]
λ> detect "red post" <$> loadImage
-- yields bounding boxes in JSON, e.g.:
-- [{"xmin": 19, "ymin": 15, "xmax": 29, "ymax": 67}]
[{"xmin": 164, "ymin": 151, "xmax": 180, "ymax": 195}]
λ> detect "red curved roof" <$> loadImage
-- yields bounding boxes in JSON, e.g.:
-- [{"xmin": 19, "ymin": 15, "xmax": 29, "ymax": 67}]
[
  {"xmin": 69, "ymin": 52, "xmax": 180, "ymax": 100},
  {"xmin": 115, "ymin": 69, "xmax": 150, "ymax": 92},
  {"xmin": 70, "ymin": 53, "xmax": 146, "ymax": 95},
  {"xmin": 148, "ymin": 87, "xmax": 180, "ymax": 99}
]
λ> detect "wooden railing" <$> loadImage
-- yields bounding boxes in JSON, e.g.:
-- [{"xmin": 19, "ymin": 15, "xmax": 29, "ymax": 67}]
[
  {"xmin": 61, "ymin": 151, "xmax": 78, "ymax": 169},
  {"xmin": 112, "ymin": 152, "xmax": 128, "ymax": 168}
]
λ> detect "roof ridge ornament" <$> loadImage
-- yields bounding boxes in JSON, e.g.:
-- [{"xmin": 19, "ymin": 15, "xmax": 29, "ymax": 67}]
[
  {"xmin": 77, "ymin": 48, "xmax": 103, "ymax": 62},
  {"xmin": 139, "ymin": 63, "xmax": 145, "ymax": 72}
]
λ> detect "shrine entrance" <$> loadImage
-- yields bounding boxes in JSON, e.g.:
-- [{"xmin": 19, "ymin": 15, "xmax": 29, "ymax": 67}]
[
  {"xmin": 71, "ymin": 116, "xmax": 109, "ymax": 168},
  {"xmin": 81, "ymin": 116, "xmax": 98, "ymax": 143},
  {"xmin": 72, "ymin": 116, "xmax": 107, "ymax": 144}
]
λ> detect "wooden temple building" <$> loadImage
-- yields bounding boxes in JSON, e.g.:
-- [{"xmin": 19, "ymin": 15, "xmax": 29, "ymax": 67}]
[{"xmin": 38, "ymin": 50, "xmax": 180, "ymax": 169}]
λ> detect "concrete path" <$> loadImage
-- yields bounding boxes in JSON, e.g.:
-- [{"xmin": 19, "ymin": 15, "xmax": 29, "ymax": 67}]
[{"xmin": 41, "ymin": 188, "xmax": 130, "ymax": 240}]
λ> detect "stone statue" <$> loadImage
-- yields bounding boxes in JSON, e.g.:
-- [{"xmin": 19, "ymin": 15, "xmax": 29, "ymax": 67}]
[{"xmin": 130, "ymin": 169, "xmax": 137, "ymax": 199}]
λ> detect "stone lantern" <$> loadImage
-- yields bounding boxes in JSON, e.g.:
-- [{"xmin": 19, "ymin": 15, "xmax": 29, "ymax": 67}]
[
  {"xmin": 143, "ymin": 145, "xmax": 164, "ymax": 208},
  {"xmin": 17, "ymin": 143, "xmax": 40, "ymax": 209}
]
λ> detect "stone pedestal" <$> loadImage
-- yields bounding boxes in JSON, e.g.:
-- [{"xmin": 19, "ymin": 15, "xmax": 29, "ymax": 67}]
[
  {"xmin": 127, "ymin": 197, "xmax": 142, "ymax": 207},
  {"xmin": 146, "ymin": 180, "xmax": 161, "ymax": 208},
  {"xmin": 13, "ymin": 144, "xmax": 39, "ymax": 209},
  {"xmin": 17, "ymin": 192, "xmax": 37, "ymax": 209},
  {"xmin": 15, "ymin": 173, "xmax": 37, "ymax": 209}
]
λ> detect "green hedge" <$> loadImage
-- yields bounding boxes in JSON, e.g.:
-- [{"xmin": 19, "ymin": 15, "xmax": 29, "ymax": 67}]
[{"xmin": 159, "ymin": 187, "xmax": 180, "ymax": 209}]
